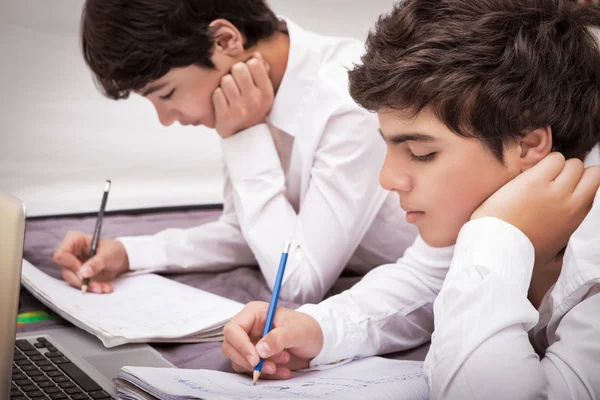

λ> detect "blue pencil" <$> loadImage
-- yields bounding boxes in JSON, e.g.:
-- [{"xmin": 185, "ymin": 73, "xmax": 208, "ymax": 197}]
[{"xmin": 253, "ymin": 240, "xmax": 291, "ymax": 385}]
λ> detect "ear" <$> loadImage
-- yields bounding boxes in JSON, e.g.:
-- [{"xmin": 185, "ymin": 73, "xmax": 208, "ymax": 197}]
[
  {"xmin": 209, "ymin": 19, "xmax": 245, "ymax": 57},
  {"xmin": 517, "ymin": 126, "xmax": 553, "ymax": 171}
]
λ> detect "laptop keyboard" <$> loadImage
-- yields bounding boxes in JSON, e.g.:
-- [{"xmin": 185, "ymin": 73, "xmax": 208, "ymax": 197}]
[{"xmin": 11, "ymin": 337, "xmax": 113, "ymax": 400}]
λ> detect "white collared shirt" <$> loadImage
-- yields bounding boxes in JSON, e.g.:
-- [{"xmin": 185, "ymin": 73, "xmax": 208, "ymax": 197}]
[
  {"xmin": 299, "ymin": 146, "xmax": 600, "ymax": 399},
  {"xmin": 117, "ymin": 18, "xmax": 418, "ymax": 303}
]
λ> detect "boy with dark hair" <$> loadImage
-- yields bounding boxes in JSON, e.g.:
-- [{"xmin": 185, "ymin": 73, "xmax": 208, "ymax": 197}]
[
  {"xmin": 221, "ymin": 0, "xmax": 600, "ymax": 397},
  {"xmin": 52, "ymin": 0, "xmax": 419, "ymax": 302}
]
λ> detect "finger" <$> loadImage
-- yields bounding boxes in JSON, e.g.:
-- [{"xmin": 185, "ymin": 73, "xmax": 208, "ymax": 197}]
[
  {"xmin": 230, "ymin": 62, "xmax": 256, "ymax": 95},
  {"xmin": 53, "ymin": 231, "xmax": 89, "ymax": 271},
  {"xmin": 527, "ymin": 152, "xmax": 565, "ymax": 182},
  {"xmin": 572, "ymin": 165, "xmax": 600, "ymax": 206},
  {"xmin": 222, "ymin": 321, "xmax": 262, "ymax": 367},
  {"xmin": 256, "ymin": 326, "xmax": 299, "ymax": 359},
  {"xmin": 231, "ymin": 362, "xmax": 289, "ymax": 380},
  {"xmin": 61, "ymin": 268, "xmax": 82, "ymax": 289},
  {"xmin": 246, "ymin": 56, "xmax": 272, "ymax": 95},
  {"xmin": 78, "ymin": 255, "xmax": 106, "ymax": 280},
  {"xmin": 552, "ymin": 158, "xmax": 584, "ymax": 194},
  {"xmin": 220, "ymin": 74, "xmax": 241, "ymax": 103},
  {"xmin": 62, "ymin": 269, "xmax": 104, "ymax": 294},
  {"xmin": 100, "ymin": 282, "xmax": 114, "ymax": 294},
  {"xmin": 212, "ymin": 88, "xmax": 228, "ymax": 120},
  {"xmin": 252, "ymin": 52, "xmax": 271, "ymax": 74},
  {"xmin": 222, "ymin": 340, "xmax": 255, "ymax": 371}
]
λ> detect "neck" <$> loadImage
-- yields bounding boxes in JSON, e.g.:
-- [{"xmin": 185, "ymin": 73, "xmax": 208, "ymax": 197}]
[{"xmin": 247, "ymin": 25, "xmax": 290, "ymax": 93}]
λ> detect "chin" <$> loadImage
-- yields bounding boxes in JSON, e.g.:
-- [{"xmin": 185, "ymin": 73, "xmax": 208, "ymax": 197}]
[{"xmin": 419, "ymin": 229, "xmax": 459, "ymax": 248}]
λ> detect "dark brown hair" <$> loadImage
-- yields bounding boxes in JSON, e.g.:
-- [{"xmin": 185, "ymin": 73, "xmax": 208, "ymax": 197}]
[
  {"xmin": 349, "ymin": 0, "xmax": 600, "ymax": 160},
  {"xmin": 81, "ymin": 0, "xmax": 279, "ymax": 100}
]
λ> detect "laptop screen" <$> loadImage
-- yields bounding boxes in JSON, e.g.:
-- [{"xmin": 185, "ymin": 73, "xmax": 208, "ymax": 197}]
[{"xmin": 0, "ymin": 190, "xmax": 27, "ymax": 397}]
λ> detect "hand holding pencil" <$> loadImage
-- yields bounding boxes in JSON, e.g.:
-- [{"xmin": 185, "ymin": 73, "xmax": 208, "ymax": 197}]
[
  {"xmin": 53, "ymin": 180, "xmax": 130, "ymax": 294},
  {"xmin": 221, "ymin": 242, "xmax": 325, "ymax": 381}
]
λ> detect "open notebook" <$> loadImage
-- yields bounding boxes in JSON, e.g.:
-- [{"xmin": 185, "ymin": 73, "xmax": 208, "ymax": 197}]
[
  {"xmin": 21, "ymin": 259, "xmax": 245, "ymax": 348},
  {"xmin": 115, "ymin": 357, "xmax": 429, "ymax": 400}
]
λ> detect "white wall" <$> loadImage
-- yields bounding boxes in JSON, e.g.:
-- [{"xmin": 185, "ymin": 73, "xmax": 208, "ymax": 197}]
[{"xmin": 0, "ymin": 0, "xmax": 396, "ymax": 217}]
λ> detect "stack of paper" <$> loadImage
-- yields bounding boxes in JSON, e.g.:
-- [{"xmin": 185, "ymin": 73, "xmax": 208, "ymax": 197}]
[
  {"xmin": 115, "ymin": 357, "xmax": 429, "ymax": 400},
  {"xmin": 21, "ymin": 259, "xmax": 245, "ymax": 348}
]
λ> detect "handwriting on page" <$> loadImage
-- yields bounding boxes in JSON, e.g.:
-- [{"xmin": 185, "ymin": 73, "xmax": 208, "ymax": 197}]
[
  {"xmin": 122, "ymin": 357, "xmax": 429, "ymax": 400},
  {"xmin": 21, "ymin": 261, "xmax": 243, "ymax": 339}
]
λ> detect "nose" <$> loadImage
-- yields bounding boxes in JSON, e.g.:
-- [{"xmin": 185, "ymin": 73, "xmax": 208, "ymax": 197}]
[
  {"xmin": 379, "ymin": 149, "xmax": 413, "ymax": 193},
  {"xmin": 156, "ymin": 106, "xmax": 178, "ymax": 127}
]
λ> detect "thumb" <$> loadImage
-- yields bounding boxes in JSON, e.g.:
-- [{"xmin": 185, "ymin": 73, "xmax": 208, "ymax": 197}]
[
  {"xmin": 78, "ymin": 255, "xmax": 106, "ymax": 279},
  {"xmin": 256, "ymin": 327, "xmax": 297, "ymax": 359}
]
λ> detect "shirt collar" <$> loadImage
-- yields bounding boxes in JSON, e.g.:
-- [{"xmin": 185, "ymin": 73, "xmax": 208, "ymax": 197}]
[{"xmin": 267, "ymin": 17, "xmax": 320, "ymax": 138}]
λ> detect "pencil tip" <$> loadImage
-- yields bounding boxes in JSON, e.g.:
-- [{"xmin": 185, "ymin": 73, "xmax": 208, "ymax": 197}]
[
  {"xmin": 253, "ymin": 371, "xmax": 260, "ymax": 385},
  {"xmin": 104, "ymin": 180, "xmax": 112, "ymax": 191},
  {"xmin": 81, "ymin": 284, "xmax": 88, "ymax": 294}
]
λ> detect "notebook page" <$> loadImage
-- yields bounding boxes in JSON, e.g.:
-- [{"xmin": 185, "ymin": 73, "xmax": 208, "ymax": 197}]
[
  {"xmin": 21, "ymin": 260, "xmax": 244, "ymax": 344},
  {"xmin": 120, "ymin": 357, "xmax": 429, "ymax": 400}
]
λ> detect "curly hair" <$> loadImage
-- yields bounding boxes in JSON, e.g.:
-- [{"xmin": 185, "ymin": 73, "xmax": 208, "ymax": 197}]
[
  {"xmin": 81, "ymin": 0, "xmax": 279, "ymax": 100},
  {"xmin": 349, "ymin": 0, "xmax": 600, "ymax": 160}
]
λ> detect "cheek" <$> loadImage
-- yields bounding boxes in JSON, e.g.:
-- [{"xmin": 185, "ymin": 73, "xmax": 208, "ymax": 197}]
[{"xmin": 422, "ymin": 156, "xmax": 513, "ymax": 246}]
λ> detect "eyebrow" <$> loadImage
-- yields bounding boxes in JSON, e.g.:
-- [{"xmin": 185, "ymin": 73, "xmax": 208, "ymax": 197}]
[
  {"xmin": 140, "ymin": 82, "xmax": 167, "ymax": 97},
  {"xmin": 378, "ymin": 129, "xmax": 437, "ymax": 144}
]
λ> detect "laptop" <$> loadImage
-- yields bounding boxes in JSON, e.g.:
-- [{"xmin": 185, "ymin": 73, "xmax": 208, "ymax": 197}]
[{"xmin": 1, "ymin": 189, "xmax": 175, "ymax": 399}]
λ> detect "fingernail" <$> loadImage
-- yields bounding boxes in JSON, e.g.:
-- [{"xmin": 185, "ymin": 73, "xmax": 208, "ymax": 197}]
[
  {"xmin": 79, "ymin": 265, "xmax": 92, "ymax": 279},
  {"xmin": 247, "ymin": 354, "xmax": 257, "ymax": 366},
  {"xmin": 257, "ymin": 342, "xmax": 271, "ymax": 357}
]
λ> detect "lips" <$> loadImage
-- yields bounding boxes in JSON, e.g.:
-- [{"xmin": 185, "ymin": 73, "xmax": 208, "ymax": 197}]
[{"xmin": 405, "ymin": 211, "xmax": 425, "ymax": 223}]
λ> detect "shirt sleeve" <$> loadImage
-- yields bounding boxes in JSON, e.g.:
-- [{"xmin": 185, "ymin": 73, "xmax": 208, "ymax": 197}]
[
  {"xmin": 118, "ymin": 164, "xmax": 257, "ymax": 273},
  {"xmin": 297, "ymin": 235, "xmax": 455, "ymax": 366},
  {"xmin": 219, "ymin": 110, "xmax": 402, "ymax": 303},
  {"xmin": 424, "ymin": 216, "xmax": 600, "ymax": 400}
]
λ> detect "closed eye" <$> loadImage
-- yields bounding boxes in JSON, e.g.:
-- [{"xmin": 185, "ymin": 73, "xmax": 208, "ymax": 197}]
[
  {"xmin": 159, "ymin": 89, "xmax": 175, "ymax": 100},
  {"xmin": 410, "ymin": 152, "xmax": 436, "ymax": 162}
]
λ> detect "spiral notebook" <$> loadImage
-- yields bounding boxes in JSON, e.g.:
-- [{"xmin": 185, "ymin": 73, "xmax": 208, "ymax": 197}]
[
  {"xmin": 115, "ymin": 357, "xmax": 429, "ymax": 400},
  {"xmin": 20, "ymin": 259, "xmax": 245, "ymax": 348}
]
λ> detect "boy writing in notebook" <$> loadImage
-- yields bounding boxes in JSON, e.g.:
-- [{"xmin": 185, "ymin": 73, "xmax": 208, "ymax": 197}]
[
  {"xmin": 52, "ymin": 0, "xmax": 418, "ymax": 300},
  {"xmin": 222, "ymin": 0, "xmax": 600, "ymax": 397}
]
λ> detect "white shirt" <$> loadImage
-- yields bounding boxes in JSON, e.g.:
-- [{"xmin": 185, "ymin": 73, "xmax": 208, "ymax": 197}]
[
  {"xmin": 117, "ymin": 18, "xmax": 418, "ymax": 304},
  {"xmin": 299, "ymin": 145, "xmax": 600, "ymax": 399}
]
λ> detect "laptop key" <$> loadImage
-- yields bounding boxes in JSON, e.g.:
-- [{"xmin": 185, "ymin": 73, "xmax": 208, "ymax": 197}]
[
  {"xmin": 45, "ymin": 351, "xmax": 64, "ymax": 358},
  {"xmin": 89, "ymin": 390, "xmax": 110, "ymax": 399},
  {"xmin": 71, "ymin": 394, "xmax": 92, "ymax": 400},
  {"xmin": 38, "ymin": 381, "xmax": 55, "ymax": 388},
  {"xmin": 26, "ymin": 369, "xmax": 44, "ymax": 377},
  {"xmin": 21, "ymin": 364, "xmax": 36, "ymax": 371},
  {"xmin": 10, "ymin": 389, "xmax": 24, "ymax": 396},
  {"xmin": 43, "ymin": 386, "xmax": 62, "ymax": 394},
  {"xmin": 47, "ymin": 347, "xmax": 58, "ymax": 352},
  {"xmin": 14, "ymin": 378, "xmax": 33, "ymax": 386},
  {"xmin": 32, "ymin": 375, "xmax": 50, "ymax": 382},
  {"xmin": 13, "ymin": 353, "xmax": 26, "ymax": 361},
  {"xmin": 31, "ymin": 355, "xmax": 47, "ymax": 362},
  {"xmin": 15, "ymin": 360, "xmax": 33, "ymax": 367},
  {"xmin": 26, "ymin": 390, "xmax": 46, "ymax": 398},
  {"xmin": 57, "ymin": 363, "xmax": 102, "ymax": 392},
  {"xmin": 41, "ymin": 365, "xmax": 58, "ymax": 372},
  {"xmin": 21, "ymin": 384, "xmax": 39, "ymax": 392},
  {"xmin": 64, "ymin": 387, "xmax": 82, "ymax": 395},
  {"xmin": 15, "ymin": 340, "xmax": 35, "ymax": 351},
  {"xmin": 10, "ymin": 397, "xmax": 27, "ymax": 400},
  {"xmin": 52, "ymin": 376, "xmax": 69, "ymax": 383},
  {"xmin": 50, "ymin": 393, "xmax": 68, "ymax": 399},
  {"xmin": 34, "ymin": 342, "xmax": 48, "ymax": 348},
  {"xmin": 37, "ymin": 360, "xmax": 53, "ymax": 367},
  {"xmin": 58, "ymin": 381, "xmax": 76, "ymax": 389},
  {"xmin": 37, "ymin": 337, "xmax": 49, "ymax": 343},
  {"xmin": 11, "ymin": 372, "xmax": 26, "ymax": 380},
  {"xmin": 25, "ymin": 350, "xmax": 41, "ymax": 357},
  {"xmin": 51, "ymin": 357, "xmax": 70, "ymax": 365}
]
